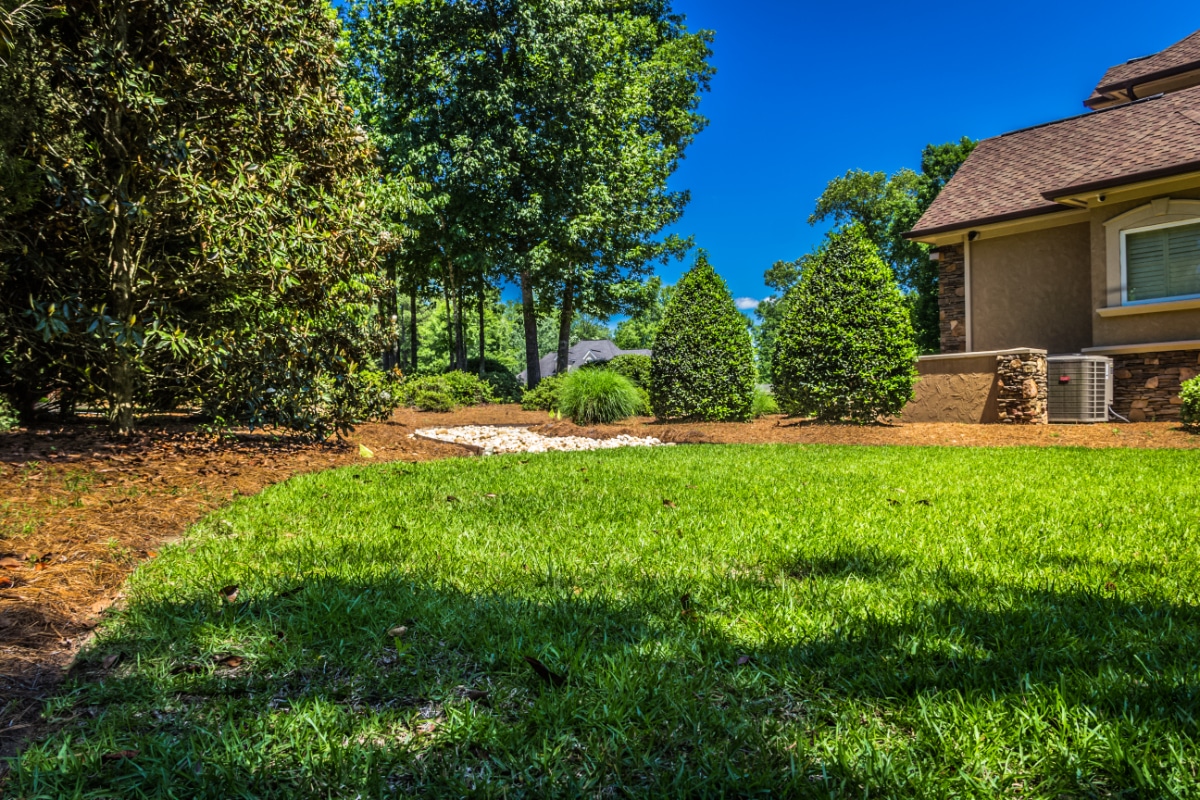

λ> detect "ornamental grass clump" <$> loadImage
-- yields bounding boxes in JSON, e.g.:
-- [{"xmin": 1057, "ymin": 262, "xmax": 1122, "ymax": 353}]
[
  {"xmin": 558, "ymin": 369, "xmax": 642, "ymax": 425},
  {"xmin": 773, "ymin": 225, "xmax": 918, "ymax": 423},
  {"xmin": 649, "ymin": 256, "xmax": 756, "ymax": 421},
  {"xmin": 1181, "ymin": 376, "xmax": 1200, "ymax": 428}
]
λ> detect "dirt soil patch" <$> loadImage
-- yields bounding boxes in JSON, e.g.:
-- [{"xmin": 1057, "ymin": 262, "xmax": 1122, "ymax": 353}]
[{"xmin": 1, "ymin": 403, "xmax": 1195, "ymax": 761}]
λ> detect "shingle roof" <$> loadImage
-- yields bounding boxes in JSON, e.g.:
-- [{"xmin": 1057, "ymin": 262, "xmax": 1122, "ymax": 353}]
[
  {"xmin": 516, "ymin": 340, "xmax": 651, "ymax": 382},
  {"xmin": 1093, "ymin": 30, "xmax": 1200, "ymax": 96},
  {"xmin": 907, "ymin": 85, "xmax": 1200, "ymax": 238}
]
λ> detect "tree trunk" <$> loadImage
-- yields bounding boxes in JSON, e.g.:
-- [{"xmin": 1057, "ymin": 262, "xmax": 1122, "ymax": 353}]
[
  {"xmin": 478, "ymin": 281, "xmax": 486, "ymax": 377},
  {"xmin": 455, "ymin": 284, "xmax": 466, "ymax": 370},
  {"xmin": 520, "ymin": 268, "xmax": 540, "ymax": 389},
  {"xmin": 443, "ymin": 284, "xmax": 454, "ymax": 371},
  {"xmin": 109, "ymin": 219, "xmax": 137, "ymax": 435},
  {"xmin": 555, "ymin": 276, "xmax": 574, "ymax": 376},
  {"xmin": 409, "ymin": 287, "xmax": 419, "ymax": 373}
]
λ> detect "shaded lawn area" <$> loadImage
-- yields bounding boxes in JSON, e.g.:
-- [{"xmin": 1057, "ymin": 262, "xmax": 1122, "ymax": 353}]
[{"xmin": 8, "ymin": 444, "xmax": 1200, "ymax": 798}]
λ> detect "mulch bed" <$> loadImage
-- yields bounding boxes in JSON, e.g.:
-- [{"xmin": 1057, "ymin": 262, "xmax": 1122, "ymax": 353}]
[{"xmin": 1, "ymin": 405, "xmax": 1196, "ymax": 762}]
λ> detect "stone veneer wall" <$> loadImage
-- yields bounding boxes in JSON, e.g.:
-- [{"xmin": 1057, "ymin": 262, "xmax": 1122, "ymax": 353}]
[
  {"xmin": 1112, "ymin": 350, "xmax": 1200, "ymax": 421},
  {"xmin": 937, "ymin": 245, "xmax": 967, "ymax": 353},
  {"xmin": 995, "ymin": 351, "xmax": 1048, "ymax": 424}
]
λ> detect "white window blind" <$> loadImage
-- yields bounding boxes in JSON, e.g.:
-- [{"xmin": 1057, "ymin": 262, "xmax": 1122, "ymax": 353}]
[{"xmin": 1126, "ymin": 221, "xmax": 1200, "ymax": 302}]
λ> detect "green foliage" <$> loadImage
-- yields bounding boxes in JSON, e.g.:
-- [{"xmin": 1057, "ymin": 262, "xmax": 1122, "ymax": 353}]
[
  {"xmin": 460, "ymin": 358, "xmax": 523, "ymax": 404},
  {"xmin": 810, "ymin": 137, "xmax": 975, "ymax": 353},
  {"xmin": 520, "ymin": 374, "xmax": 566, "ymax": 412},
  {"xmin": 1181, "ymin": 377, "xmax": 1200, "ymax": 427},
  {"xmin": 410, "ymin": 389, "xmax": 454, "ymax": 413},
  {"xmin": 752, "ymin": 257, "xmax": 807, "ymax": 382},
  {"xmin": 15, "ymin": 445, "xmax": 1200, "ymax": 796},
  {"xmin": 0, "ymin": 393, "xmax": 17, "ymax": 432},
  {"xmin": 774, "ymin": 226, "xmax": 918, "ymax": 423},
  {"xmin": 751, "ymin": 388, "xmax": 779, "ymax": 418},
  {"xmin": 1, "ymin": 0, "xmax": 399, "ymax": 436},
  {"xmin": 558, "ymin": 369, "xmax": 642, "ymax": 425},
  {"xmin": 581, "ymin": 354, "xmax": 652, "ymax": 389},
  {"xmin": 400, "ymin": 372, "xmax": 494, "ymax": 411},
  {"xmin": 650, "ymin": 256, "xmax": 756, "ymax": 421},
  {"xmin": 613, "ymin": 278, "xmax": 674, "ymax": 350}
]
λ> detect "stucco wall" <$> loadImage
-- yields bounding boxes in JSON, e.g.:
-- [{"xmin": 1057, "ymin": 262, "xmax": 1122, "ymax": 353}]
[
  {"xmin": 969, "ymin": 223, "xmax": 1092, "ymax": 354},
  {"xmin": 904, "ymin": 353, "xmax": 999, "ymax": 423},
  {"xmin": 1089, "ymin": 190, "xmax": 1200, "ymax": 348}
]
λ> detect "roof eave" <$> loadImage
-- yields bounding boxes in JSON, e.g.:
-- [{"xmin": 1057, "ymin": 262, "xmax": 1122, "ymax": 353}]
[
  {"xmin": 1094, "ymin": 60, "xmax": 1200, "ymax": 98},
  {"xmin": 1042, "ymin": 159, "xmax": 1200, "ymax": 201},
  {"xmin": 904, "ymin": 204, "xmax": 1070, "ymax": 241}
]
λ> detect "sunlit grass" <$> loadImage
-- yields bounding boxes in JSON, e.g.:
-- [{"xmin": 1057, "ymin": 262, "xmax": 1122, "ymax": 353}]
[{"xmin": 10, "ymin": 444, "xmax": 1200, "ymax": 798}]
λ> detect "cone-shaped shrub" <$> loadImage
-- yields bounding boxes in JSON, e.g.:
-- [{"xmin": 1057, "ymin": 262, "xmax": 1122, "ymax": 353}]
[
  {"xmin": 774, "ymin": 225, "xmax": 918, "ymax": 422},
  {"xmin": 649, "ymin": 256, "xmax": 756, "ymax": 421}
]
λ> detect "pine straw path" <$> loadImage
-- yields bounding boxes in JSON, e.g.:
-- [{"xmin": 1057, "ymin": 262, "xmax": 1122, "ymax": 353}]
[{"xmin": 1, "ymin": 405, "xmax": 1196, "ymax": 763}]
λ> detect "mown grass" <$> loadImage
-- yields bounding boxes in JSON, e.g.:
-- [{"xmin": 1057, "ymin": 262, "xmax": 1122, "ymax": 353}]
[{"xmin": 9, "ymin": 444, "xmax": 1200, "ymax": 798}]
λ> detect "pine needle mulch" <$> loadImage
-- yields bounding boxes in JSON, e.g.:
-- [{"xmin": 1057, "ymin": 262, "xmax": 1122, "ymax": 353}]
[{"xmin": 0, "ymin": 414, "xmax": 469, "ymax": 762}]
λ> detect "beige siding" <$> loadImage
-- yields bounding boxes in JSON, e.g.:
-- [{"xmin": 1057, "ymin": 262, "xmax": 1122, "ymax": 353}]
[{"xmin": 970, "ymin": 223, "xmax": 1092, "ymax": 354}]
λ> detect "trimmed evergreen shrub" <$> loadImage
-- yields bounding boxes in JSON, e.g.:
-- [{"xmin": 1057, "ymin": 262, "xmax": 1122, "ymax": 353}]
[
  {"xmin": 1181, "ymin": 376, "xmax": 1200, "ymax": 428},
  {"xmin": 558, "ymin": 369, "xmax": 642, "ymax": 425},
  {"xmin": 604, "ymin": 354, "xmax": 652, "ymax": 388},
  {"xmin": 412, "ymin": 389, "xmax": 454, "ymax": 413},
  {"xmin": 400, "ymin": 372, "xmax": 494, "ymax": 410},
  {"xmin": 520, "ymin": 373, "xmax": 566, "ymax": 411},
  {"xmin": 751, "ymin": 388, "xmax": 779, "ymax": 418},
  {"xmin": 649, "ymin": 256, "xmax": 756, "ymax": 421},
  {"xmin": 773, "ymin": 225, "xmax": 918, "ymax": 423}
]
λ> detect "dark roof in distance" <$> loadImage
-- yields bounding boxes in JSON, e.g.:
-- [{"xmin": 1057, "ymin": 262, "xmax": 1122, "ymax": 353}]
[
  {"xmin": 908, "ymin": 85, "xmax": 1200, "ymax": 238},
  {"xmin": 516, "ymin": 340, "xmax": 651, "ymax": 382}
]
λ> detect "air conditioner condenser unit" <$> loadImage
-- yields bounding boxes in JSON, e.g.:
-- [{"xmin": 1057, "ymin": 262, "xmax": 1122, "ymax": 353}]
[{"xmin": 1047, "ymin": 355, "xmax": 1113, "ymax": 423}]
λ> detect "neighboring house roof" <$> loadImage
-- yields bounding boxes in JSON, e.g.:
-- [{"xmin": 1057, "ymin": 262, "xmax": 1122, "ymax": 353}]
[
  {"xmin": 1086, "ymin": 30, "xmax": 1200, "ymax": 108},
  {"xmin": 907, "ymin": 84, "xmax": 1200, "ymax": 238},
  {"xmin": 516, "ymin": 340, "xmax": 651, "ymax": 382}
]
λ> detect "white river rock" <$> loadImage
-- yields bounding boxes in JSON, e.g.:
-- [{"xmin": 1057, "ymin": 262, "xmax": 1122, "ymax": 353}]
[{"xmin": 413, "ymin": 425, "xmax": 670, "ymax": 455}]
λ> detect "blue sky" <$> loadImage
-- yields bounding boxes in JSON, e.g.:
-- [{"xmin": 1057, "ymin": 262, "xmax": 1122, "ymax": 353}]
[{"xmin": 656, "ymin": 1, "xmax": 1198, "ymax": 312}]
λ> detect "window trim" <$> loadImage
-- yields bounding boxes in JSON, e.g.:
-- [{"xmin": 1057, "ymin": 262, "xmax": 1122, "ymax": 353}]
[{"xmin": 1116, "ymin": 209, "xmax": 1200, "ymax": 306}]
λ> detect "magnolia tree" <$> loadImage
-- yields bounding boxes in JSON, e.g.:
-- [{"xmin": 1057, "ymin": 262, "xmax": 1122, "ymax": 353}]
[
  {"xmin": 0, "ymin": 0, "xmax": 400, "ymax": 436},
  {"xmin": 773, "ymin": 226, "xmax": 918, "ymax": 423}
]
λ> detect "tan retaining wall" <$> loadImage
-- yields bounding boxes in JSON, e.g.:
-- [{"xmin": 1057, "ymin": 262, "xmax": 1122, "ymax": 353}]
[{"xmin": 904, "ymin": 349, "xmax": 1049, "ymax": 424}]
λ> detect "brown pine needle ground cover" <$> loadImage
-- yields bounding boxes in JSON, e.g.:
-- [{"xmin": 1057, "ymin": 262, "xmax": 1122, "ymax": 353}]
[{"xmin": 0, "ymin": 404, "xmax": 1195, "ymax": 764}]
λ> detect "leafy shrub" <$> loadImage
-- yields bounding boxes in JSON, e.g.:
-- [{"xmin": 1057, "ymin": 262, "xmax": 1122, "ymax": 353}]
[
  {"xmin": 412, "ymin": 389, "xmax": 454, "ymax": 413},
  {"xmin": 558, "ymin": 369, "xmax": 642, "ymax": 425},
  {"xmin": 751, "ymin": 388, "xmax": 779, "ymax": 418},
  {"xmin": 649, "ymin": 256, "xmax": 756, "ymax": 421},
  {"xmin": 634, "ymin": 386, "xmax": 652, "ymax": 416},
  {"xmin": 0, "ymin": 395, "xmax": 18, "ymax": 432},
  {"xmin": 1181, "ymin": 376, "xmax": 1200, "ymax": 428},
  {"xmin": 520, "ymin": 373, "xmax": 566, "ymax": 411},
  {"xmin": 582, "ymin": 354, "xmax": 652, "ymax": 388},
  {"xmin": 400, "ymin": 372, "xmax": 494, "ymax": 410},
  {"xmin": 458, "ymin": 358, "xmax": 523, "ymax": 404},
  {"xmin": 774, "ymin": 225, "xmax": 918, "ymax": 423}
]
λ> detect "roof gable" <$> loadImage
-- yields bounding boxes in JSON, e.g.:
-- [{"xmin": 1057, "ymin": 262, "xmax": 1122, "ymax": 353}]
[{"xmin": 1091, "ymin": 30, "xmax": 1200, "ymax": 103}]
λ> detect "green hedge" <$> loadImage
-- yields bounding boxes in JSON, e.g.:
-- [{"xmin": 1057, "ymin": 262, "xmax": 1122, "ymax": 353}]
[
  {"xmin": 399, "ymin": 372, "xmax": 494, "ymax": 411},
  {"xmin": 649, "ymin": 257, "xmax": 756, "ymax": 421},
  {"xmin": 773, "ymin": 225, "xmax": 918, "ymax": 423},
  {"xmin": 1182, "ymin": 376, "xmax": 1200, "ymax": 428},
  {"xmin": 520, "ymin": 373, "xmax": 566, "ymax": 412}
]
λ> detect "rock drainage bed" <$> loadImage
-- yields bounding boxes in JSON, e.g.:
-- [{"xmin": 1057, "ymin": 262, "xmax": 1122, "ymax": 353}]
[{"xmin": 414, "ymin": 425, "xmax": 669, "ymax": 455}]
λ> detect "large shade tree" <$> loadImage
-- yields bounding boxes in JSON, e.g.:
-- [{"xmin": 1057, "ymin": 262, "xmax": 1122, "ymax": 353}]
[
  {"xmin": 0, "ymin": 0, "xmax": 397, "ymax": 435},
  {"xmin": 347, "ymin": 0, "xmax": 713, "ymax": 388}
]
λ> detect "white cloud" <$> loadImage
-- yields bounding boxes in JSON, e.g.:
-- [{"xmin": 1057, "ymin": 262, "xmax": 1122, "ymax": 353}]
[{"xmin": 734, "ymin": 297, "xmax": 760, "ymax": 311}]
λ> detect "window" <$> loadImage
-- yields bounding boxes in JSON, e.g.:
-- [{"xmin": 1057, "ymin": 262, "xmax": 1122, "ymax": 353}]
[{"xmin": 1123, "ymin": 219, "xmax": 1200, "ymax": 304}]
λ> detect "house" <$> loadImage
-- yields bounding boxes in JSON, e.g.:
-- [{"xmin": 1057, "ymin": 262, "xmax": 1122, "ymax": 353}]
[
  {"xmin": 905, "ymin": 28, "xmax": 1200, "ymax": 422},
  {"xmin": 516, "ymin": 340, "xmax": 651, "ymax": 383}
]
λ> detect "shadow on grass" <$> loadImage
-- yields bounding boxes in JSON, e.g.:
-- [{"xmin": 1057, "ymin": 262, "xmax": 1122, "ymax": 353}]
[{"xmin": 11, "ymin": 556, "xmax": 1200, "ymax": 797}]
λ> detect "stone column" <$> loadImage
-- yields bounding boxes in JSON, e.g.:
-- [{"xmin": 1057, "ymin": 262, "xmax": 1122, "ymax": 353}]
[
  {"xmin": 995, "ymin": 351, "xmax": 1048, "ymax": 424},
  {"xmin": 937, "ymin": 245, "xmax": 967, "ymax": 353}
]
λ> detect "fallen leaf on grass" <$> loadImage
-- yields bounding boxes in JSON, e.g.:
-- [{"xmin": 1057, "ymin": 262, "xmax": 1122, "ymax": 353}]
[
  {"xmin": 484, "ymin": 493, "xmax": 497, "ymax": 499},
  {"xmin": 101, "ymin": 654, "xmax": 120, "ymax": 670},
  {"xmin": 916, "ymin": 499, "xmax": 933, "ymax": 507},
  {"xmin": 680, "ymin": 593, "xmax": 697, "ymax": 620},
  {"xmin": 219, "ymin": 585, "xmax": 239, "ymax": 603},
  {"xmin": 0, "ymin": 576, "xmax": 14, "ymax": 589},
  {"xmin": 0, "ymin": 556, "xmax": 21, "ymax": 569},
  {"xmin": 358, "ymin": 444, "xmax": 375, "ymax": 459},
  {"xmin": 886, "ymin": 499, "xmax": 901, "ymax": 507},
  {"xmin": 464, "ymin": 689, "xmax": 489, "ymax": 702},
  {"xmin": 1105, "ymin": 581, "xmax": 1117, "ymax": 592},
  {"xmin": 416, "ymin": 721, "xmax": 438, "ymax": 735},
  {"xmin": 215, "ymin": 655, "xmax": 244, "ymax": 668},
  {"xmin": 446, "ymin": 495, "xmax": 459, "ymax": 503},
  {"xmin": 102, "ymin": 750, "xmax": 138, "ymax": 761},
  {"xmin": 523, "ymin": 656, "xmax": 566, "ymax": 687},
  {"xmin": 736, "ymin": 655, "xmax": 752, "ymax": 666},
  {"xmin": 171, "ymin": 663, "xmax": 205, "ymax": 675},
  {"xmin": 388, "ymin": 625, "xmax": 408, "ymax": 638},
  {"xmin": 663, "ymin": 499, "xmax": 677, "ymax": 509}
]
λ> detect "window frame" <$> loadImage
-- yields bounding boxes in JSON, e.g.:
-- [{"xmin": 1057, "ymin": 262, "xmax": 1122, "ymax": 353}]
[{"xmin": 1120, "ymin": 216, "xmax": 1200, "ymax": 306}]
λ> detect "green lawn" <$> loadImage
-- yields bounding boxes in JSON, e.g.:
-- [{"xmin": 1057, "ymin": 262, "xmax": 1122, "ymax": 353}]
[{"xmin": 10, "ymin": 444, "xmax": 1200, "ymax": 798}]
